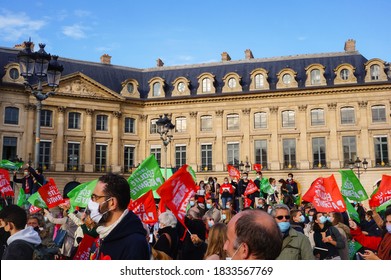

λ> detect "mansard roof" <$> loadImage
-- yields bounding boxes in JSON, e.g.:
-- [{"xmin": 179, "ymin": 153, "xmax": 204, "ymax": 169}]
[{"xmin": 1, "ymin": 45, "xmax": 387, "ymax": 100}]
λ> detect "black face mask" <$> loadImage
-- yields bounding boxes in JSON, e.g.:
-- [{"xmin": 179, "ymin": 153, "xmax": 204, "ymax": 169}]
[{"xmin": 33, "ymin": 226, "xmax": 40, "ymax": 233}]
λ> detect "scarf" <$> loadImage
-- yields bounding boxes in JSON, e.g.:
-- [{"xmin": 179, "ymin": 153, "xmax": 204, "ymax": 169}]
[{"xmin": 97, "ymin": 209, "xmax": 129, "ymax": 239}]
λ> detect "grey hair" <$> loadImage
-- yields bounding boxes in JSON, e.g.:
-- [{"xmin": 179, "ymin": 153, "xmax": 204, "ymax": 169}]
[
  {"xmin": 270, "ymin": 204, "xmax": 290, "ymax": 217},
  {"xmin": 159, "ymin": 211, "xmax": 177, "ymax": 228}
]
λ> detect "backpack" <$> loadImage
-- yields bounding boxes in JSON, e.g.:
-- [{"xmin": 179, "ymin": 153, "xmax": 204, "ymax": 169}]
[{"xmin": 15, "ymin": 240, "xmax": 60, "ymax": 260}]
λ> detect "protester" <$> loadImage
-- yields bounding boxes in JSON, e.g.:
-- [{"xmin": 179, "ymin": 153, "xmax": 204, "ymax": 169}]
[
  {"xmin": 223, "ymin": 209, "xmax": 282, "ymax": 260},
  {"xmin": 153, "ymin": 211, "xmax": 179, "ymax": 259},
  {"xmin": 13, "ymin": 168, "xmax": 33, "ymax": 199},
  {"xmin": 27, "ymin": 164, "xmax": 45, "ymax": 193},
  {"xmin": 360, "ymin": 210, "xmax": 382, "ymax": 237},
  {"xmin": 329, "ymin": 212, "xmax": 350, "ymax": 260},
  {"xmin": 88, "ymin": 173, "xmax": 150, "ymax": 260},
  {"xmin": 0, "ymin": 205, "xmax": 41, "ymax": 260},
  {"xmin": 203, "ymin": 198, "xmax": 221, "ymax": 223},
  {"xmin": 180, "ymin": 211, "xmax": 207, "ymax": 260},
  {"xmin": 219, "ymin": 177, "xmax": 235, "ymax": 209},
  {"xmin": 220, "ymin": 208, "xmax": 233, "ymax": 225},
  {"xmin": 290, "ymin": 209, "xmax": 305, "ymax": 234},
  {"xmin": 204, "ymin": 223, "xmax": 227, "ymax": 260},
  {"xmin": 271, "ymin": 204, "xmax": 314, "ymax": 260}
]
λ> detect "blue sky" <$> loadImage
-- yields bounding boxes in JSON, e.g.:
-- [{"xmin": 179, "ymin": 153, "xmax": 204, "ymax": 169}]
[{"xmin": 0, "ymin": 0, "xmax": 390, "ymax": 69}]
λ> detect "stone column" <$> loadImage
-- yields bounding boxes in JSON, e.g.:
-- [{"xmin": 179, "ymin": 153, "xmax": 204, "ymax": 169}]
[
  {"xmin": 298, "ymin": 105, "xmax": 309, "ymax": 169},
  {"xmin": 24, "ymin": 104, "xmax": 35, "ymax": 161},
  {"xmin": 138, "ymin": 115, "xmax": 148, "ymax": 164},
  {"xmin": 189, "ymin": 111, "xmax": 198, "ymax": 171},
  {"xmin": 327, "ymin": 103, "xmax": 340, "ymax": 168},
  {"xmin": 215, "ymin": 110, "xmax": 224, "ymax": 171},
  {"xmin": 241, "ymin": 108, "xmax": 251, "ymax": 167},
  {"xmin": 84, "ymin": 109, "xmax": 94, "ymax": 172},
  {"xmin": 269, "ymin": 106, "xmax": 280, "ymax": 170},
  {"xmin": 111, "ymin": 111, "xmax": 121, "ymax": 172},
  {"xmin": 358, "ymin": 101, "xmax": 370, "ymax": 166},
  {"xmin": 55, "ymin": 106, "xmax": 66, "ymax": 171}
]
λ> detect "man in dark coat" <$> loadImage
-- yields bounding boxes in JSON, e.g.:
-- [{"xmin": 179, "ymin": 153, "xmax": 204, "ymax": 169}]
[{"xmin": 88, "ymin": 173, "xmax": 150, "ymax": 260}]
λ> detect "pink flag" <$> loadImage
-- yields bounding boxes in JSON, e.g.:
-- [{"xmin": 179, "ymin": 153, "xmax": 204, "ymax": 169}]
[
  {"xmin": 302, "ymin": 175, "xmax": 346, "ymax": 212},
  {"xmin": 38, "ymin": 178, "xmax": 64, "ymax": 208}
]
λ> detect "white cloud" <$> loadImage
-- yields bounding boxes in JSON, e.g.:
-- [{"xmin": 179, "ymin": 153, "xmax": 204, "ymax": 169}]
[
  {"xmin": 62, "ymin": 24, "xmax": 87, "ymax": 39},
  {"xmin": 0, "ymin": 11, "xmax": 45, "ymax": 42}
]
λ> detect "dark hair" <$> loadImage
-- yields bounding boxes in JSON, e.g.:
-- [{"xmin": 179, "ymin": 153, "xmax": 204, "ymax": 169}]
[
  {"xmin": 269, "ymin": 177, "xmax": 275, "ymax": 184},
  {"xmin": 290, "ymin": 209, "xmax": 302, "ymax": 222},
  {"xmin": 0, "ymin": 205, "xmax": 27, "ymax": 230},
  {"xmin": 288, "ymin": 173, "xmax": 293, "ymax": 177},
  {"xmin": 257, "ymin": 171, "xmax": 262, "ymax": 175},
  {"xmin": 235, "ymin": 210, "xmax": 282, "ymax": 259},
  {"xmin": 99, "ymin": 173, "xmax": 130, "ymax": 211},
  {"xmin": 36, "ymin": 167, "xmax": 43, "ymax": 174},
  {"xmin": 331, "ymin": 212, "xmax": 343, "ymax": 225}
]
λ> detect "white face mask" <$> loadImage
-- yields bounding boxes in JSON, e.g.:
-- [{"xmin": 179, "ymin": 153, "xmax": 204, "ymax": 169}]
[
  {"xmin": 87, "ymin": 197, "xmax": 111, "ymax": 224},
  {"xmin": 226, "ymin": 243, "xmax": 243, "ymax": 260}
]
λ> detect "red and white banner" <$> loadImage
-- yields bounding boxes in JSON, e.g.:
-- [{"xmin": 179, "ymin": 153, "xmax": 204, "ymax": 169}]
[
  {"xmin": 369, "ymin": 174, "xmax": 391, "ymax": 207},
  {"xmin": 227, "ymin": 165, "xmax": 240, "ymax": 180},
  {"xmin": 244, "ymin": 180, "xmax": 258, "ymax": 196},
  {"xmin": 38, "ymin": 178, "xmax": 64, "ymax": 208},
  {"xmin": 0, "ymin": 168, "xmax": 14, "ymax": 197},
  {"xmin": 244, "ymin": 197, "xmax": 253, "ymax": 208},
  {"xmin": 253, "ymin": 164, "xmax": 262, "ymax": 172},
  {"xmin": 302, "ymin": 175, "xmax": 346, "ymax": 212},
  {"xmin": 73, "ymin": 234, "xmax": 98, "ymax": 260},
  {"xmin": 29, "ymin": 205, "xmax": 42, "ymax": 214},
  {"xmin": 128, "ymin": 190, "xmax": 158, "ymax": 224}
]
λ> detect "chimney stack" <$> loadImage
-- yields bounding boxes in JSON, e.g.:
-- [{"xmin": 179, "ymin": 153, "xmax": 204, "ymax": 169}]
[
  {"xmin": 221, "ymin": 52, "xmax": 231, "ymax": 62},
  {"xmin": 156, "ymin": 58, "xmax": 164, "ymax": 67},
  {"xmin": 100, "ymin": 54, "xmax": 112, "ymax": 64},
  {"xmin": 344, "ymin": 39, "xmax": 356, "ymax": 52},
  {"xmin": 245, "ymin": 49, "xmax": 254, "ymax": 59}
]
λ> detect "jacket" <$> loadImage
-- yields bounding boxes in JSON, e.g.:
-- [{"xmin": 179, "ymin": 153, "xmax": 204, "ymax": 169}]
[
  {"xmin": 94, "ymin": 211, "xmax": 150, "ymax": 260},
  {"xmin": 154, "ymin": 226, "xmax": 179, "ymax": 259},
  {"xmin": 2, "ymin": 227, "xmax": 41, "ymax": 260},
  {"xmin": 276, "ymin": 227, "xmax": 315, "ymax": 260},
  {"xmin": 13, "ymin": 174, "xmax": 34, "ymax": 194},
  {"xmin": 350, "ymin": 227, "xmax": 382, "ymax": 251}
]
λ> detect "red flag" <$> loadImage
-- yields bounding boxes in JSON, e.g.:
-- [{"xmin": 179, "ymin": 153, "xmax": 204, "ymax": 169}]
[
  {"xmin": 369, "ymin": 174, "xmax": 391, "ymax": 207},
  {"xmin": 128, "ymin": 190, "xmax": 158, "ymax": 224},
  {"xmin": 38, "ymin": 178, "xmax": 64, "ymax": 208},
  {"xmin": 244, "ymin": 197, "xmax": 253, "ymax": 208},
  {"xmin": 29, "ymin": 205, "xmax": 41, "ymax": 214},
  {"xmin": 157, "ymin": 165, "xmax": 197, "ymax": 230},
  {"xmin": 0, "ymin": 168, "xmax": 14, "ymax": 197},
  {"xmin": 253, "ymin": 164, "xmax": 262, "ymax": 172},
  {"xmin": 244, "ymin": 180, "xmax": 258, "ymax": 196},
  {"xmin": 227, "ymin": 165, "xmax": 240, "ymax": 180},
  {"xmin": 73, "ymin": 234, "xmax": 98, "ymax": 260},
  {"xmin": 302, "ymin": 175, "xmax": 346, "ymax": 212}
]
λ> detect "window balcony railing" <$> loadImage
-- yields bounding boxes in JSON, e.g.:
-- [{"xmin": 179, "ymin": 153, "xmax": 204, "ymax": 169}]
[
  {"xmin": 281, "ymin": 162, "xmax": 297, "ymax": 170},
  {"xmin": 310, "ymin": 161, "xmax": 329, "ymax": 169},
  {"xmin": 95, "ymin": 165, "xmax": 108, "ymax": 173},
  {"xmin": 66, "ymin": 165, "xmax": 84, "ymax": 172},
  {"xmin": 372, "ymin": 160, "xmax": 390, "ymax": 168},
  {"xmin": 197, "ymin": 165, "xmax": 215, "ymax": 172}
]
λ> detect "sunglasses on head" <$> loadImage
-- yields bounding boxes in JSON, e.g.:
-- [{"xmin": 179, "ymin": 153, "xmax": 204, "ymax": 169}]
[{"xmin": 276, "ymin": 215, "xmax": 291, "ymax": 220}]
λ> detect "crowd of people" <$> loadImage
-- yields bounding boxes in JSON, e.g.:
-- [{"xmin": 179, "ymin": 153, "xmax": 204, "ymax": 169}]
[{"xmin": 0, "ymin": 170, "xmax": 390, "ymax": 260}]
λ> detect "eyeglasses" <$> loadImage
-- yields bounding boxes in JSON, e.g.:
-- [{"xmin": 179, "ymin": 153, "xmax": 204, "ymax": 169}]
[
  {"xmin": 276, "ymin": 215, "xmax": 291, "ymax": 221},
  {"xmin": 90, "ymin": 194, "xmax": 110, "ymax": 202}
]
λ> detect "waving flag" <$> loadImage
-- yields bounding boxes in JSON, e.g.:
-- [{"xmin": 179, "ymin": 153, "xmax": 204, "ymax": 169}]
[
  {"xmin": 16, "ymin": 188, "xmax": 27, "ymax": 207},
  {"xmin": 369, "ymin": 174, "xmax": 391, "ymax": 207},
  {"xmin": 253, "ymin": 164, "xmax": 262, "ymax": 172},
  {"xmin": 128, "ymin": 190, "xmax": 158, "ymax": 224},
  {"xmin": 260, "ymin": 177, "xmax": 274, "ymax": 195},
  {"xmin": 343, "ymin": 196, "xmax": 360, "ymax": 223},
  {"xmin": 302, "ymin": 175, "xmax": 346, "ymax": 212},
  {"xmin": 0, "ymin": 160, "xmax": 23, "ymax": 171},
  {"xmin": 28, "ymin": 191, "xmax": 47, "ymax": 209},
  {"xmin": 128, "ymin": 155, "xmax": 164, "ymax": 200},
  {"xmin": 339, "ymin": 170, "xmax": 368, "ymax": 201},
  {"xmin": 157, "ymin": 165, "xmax": 198, "ymax": 229},
  {"xmin": 38, "ymin": 178, "xmax": 64, "ymax": 208},
  {"xmin": 227, "ymin": 165, "xmax": 240, "ymax": 180},
  {"xmin": 244, "ymin": 180, "xmax": 258, "ymax": 196},
  {"xmin": 67, "ymin": 179, "xmax": 98, "ymax": 209},
  {"xmin": 348, "ymin": 240, "xmax": 363, "ymax": 260},
  {"xmin": 0, "ymin": 168, "xmax": 14, "ymax": 197}
]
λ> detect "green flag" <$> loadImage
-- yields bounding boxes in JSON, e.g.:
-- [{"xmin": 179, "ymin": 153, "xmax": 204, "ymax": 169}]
[
  {"xmin": 348, "ymin": 240, "xmax": 362, "ymax": 260},
  {"xmin": 67, "ymin": 179, "xmax": 98, "ymax": 209},
  {"xmin": 339, "ymin": 170, "xmax": 368, "ymax": 201},
  {"xmin": 16, "ymin": 188, "xmax": 26, "ymax": 207},
  {"xmin": 0, "ymin": 160, "xmax": 23, "ymax": 171},
  {"xmin": 377, "ymin": 199, "xmax": 391, "ymax": 212},
  {"xmin": 188, "ymin": 165, "xmax": 197, "ymax": 183},
  {"xmin": 343, "ymin": 195, "xmax": 360, "ymax": 223},
  {"xmin": 128, "ymin": 155, "xmax": 164, "ymax": 200},
  {"xmin": 27, "ymin": 192, "xmax": 47, "ymax": 209},
  {"xmin": 260, "ymin": 177, "xmax": 274, "ymax": 195}
]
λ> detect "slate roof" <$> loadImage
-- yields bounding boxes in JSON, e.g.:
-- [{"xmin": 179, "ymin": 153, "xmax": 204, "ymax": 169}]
[{"xmin": 1, "ymin": 45, "xmax": 387, "ymax": 100}]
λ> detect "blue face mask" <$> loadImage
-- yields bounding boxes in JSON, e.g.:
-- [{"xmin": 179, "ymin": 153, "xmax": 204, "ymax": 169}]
[
  {"xmin": 206, "ymin": 204, "xmax": 212, "ymax": 209},
  {"xmin": 308, "ymin": 216, "xmax": 313, "ymax": 222},
  {"xmin": 299, "ymin": 215, "xmax": 305, "ymax": 223},
  {"xmin": 221, "ymin": 214, "xmax": 227, "ymax": 220},
  {"xmin": 326, "ymin": 216, "xmax": 332, "ymax": 222},
  {"xmin": 319, "ymin": 216, "xmax": 327, "ymax": 224},
  {"xmin": 208, "ymin": 220, "xmax": 214, "ymax": 228},
  {"xmin": 278, "ymin": 222, "xmax": 290, "ymax": 233},
  {"xmin": 386, "ymin": 224, "xmax": 391, "ymax": 234},
  {"xmin": 189, "ymin": 201, "xmax": 195, "ymax": 207}
]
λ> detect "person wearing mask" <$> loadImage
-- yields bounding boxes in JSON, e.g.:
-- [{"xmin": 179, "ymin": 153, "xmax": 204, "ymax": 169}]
[
  {"xmin": 235, "ymin": 172, "xmax": 249, "ymax": 212},
  {"xmin": 204, "ymin": 223, "xmax": 227, "ymax": 260},
  {"xmin": 268, "ymin": 178, "xmax": 279, "ymax": 205},
  {"xmin": 254, "ymin": 171, "xmax": 268, "ymax": 200},
  {"xmin": 88, "ymin": 173, "xmax": 150, "ymax": 260},
  {"xmin": 303, "ymin": 208, "xmax": 317, "ymax": 248},
  {"xmin": 219, "ymin": 177, "xmax": 235, "ymax": 209},
  {"xmin": 290, "ymin": 209, "xmax": 305, "ymax": 234},
  {"xmin": 256, "ymin": 197, "xmax": 267, "ymax": 211},
  {"xmin": 187, "ymin": 195, "xmax": 206, "ymax": 219},
  {"xmin": 329, "ymin": 212, "xmax": 350, "ymax": 260},
  {"xmin": 286, "ymin": 173, "xmax": 299, "ymax": 197},
  {"xmin": 0, "ymin": 205, "xmax": 41, "ymax": 260},
  {"xmin": 27, "ymin": 164, "xmax": 45, "ymax": 194},
  {"xmin": 361, "ymin": 210, "xmax": 382, "ymax": 237},
  {"xmin": 313, "ymin": 212, "xmax": 345, "ymax": 260},
  {"xmin": 271, "ymin": 204, "xmax": 314, "ymax": 260},
  {"xmin": 196, "ymin": 180, "xmax": 206, "ymax": 204},
  {"xmin": 13, "ymin": 168, "xmax": 34, "ymax": 204},
  {"xmin": 180, "ymin": 211, "xmax": 207, "ymax": 260},
  {"xmin": 220, "ymin": 208, "xmax": 233, "ymax": 225},
  {"xmin": 203, "ymin": 198, "xmax": 221, "ymax": 223},
  {"xmin": 279, "ymin": 178, "xmax": 294, "ymax": 208}
]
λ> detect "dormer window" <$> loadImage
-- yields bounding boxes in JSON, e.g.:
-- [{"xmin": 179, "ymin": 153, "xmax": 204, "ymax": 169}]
[
  {"xmin": 197, "ymin": 73, "xmax": 216, "ymax": 94},
  {"xmin": 249, "ymin": 68, "xmax": 270, "ymax": 91},
  {"xmin": 148, "ymin": 77, "xmax": 166, "ymax": 98},
  {"xmin": 153, "ymin": 82, "xmax": 161, "ymax": 96},
  {"xmin": 276, "ymin": 68, "xmax": 298, "ymax": 89},
  {"xmin": 282, "ymin": 74, "xmax": 292, "ymax": 85},
  {"xmin": 334, "ymin": 63, "xmax": 357, "ymax": 85},
  {"xmin": 340, "ymin": 69, "xmax": 350, "ymax": 80}
]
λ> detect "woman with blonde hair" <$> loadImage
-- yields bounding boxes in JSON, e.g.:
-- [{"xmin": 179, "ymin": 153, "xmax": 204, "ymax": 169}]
[
  {"xmin": 204, "ymin": 222, "xmax": 227, "ymax": 260},
  {"xmin": 221, "ymin": 208, "xmax": 232, "ymax": 224}
]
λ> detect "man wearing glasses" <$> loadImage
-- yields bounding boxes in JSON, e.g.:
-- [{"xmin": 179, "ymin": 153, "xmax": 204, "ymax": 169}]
[
  {"xmin": 271, "ymin": 204, "xmax": 314, "ymax": 260},
  {"xmin": 88, "ymin": 173, "xmax": 150, "ymax": 260}
]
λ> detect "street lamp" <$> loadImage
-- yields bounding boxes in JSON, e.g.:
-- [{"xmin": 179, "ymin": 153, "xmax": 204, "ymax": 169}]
[
  {"xmin": 156, "ymin": 113, "xmax": 175, "ymax": 179},
  {"xmin": 245, "ymin": 156, "xmax": 251, "ymax": 173},
  {"xmin": 349, "ymin": 157, "xmax": 368, "ymax": 179},
  {"xmin": 17, "ymin": 41, "xmax": 64, "ymax": 168}
]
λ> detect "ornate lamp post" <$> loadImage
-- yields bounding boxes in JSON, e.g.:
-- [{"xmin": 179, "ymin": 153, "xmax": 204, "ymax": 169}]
[
  {"xmin": 17, "ymin": 41, "xmax": 64, "ymax": 168},
  {"xmin": 156, "ymin": 113, "xmax": 175, "ymax": 179},
  {"xmin": 245, "ymin": 156, "xmax": 251, "ymax": 173},
  {"xmin": 349, "ymin": 157, "xmax": 368, "ymax": 179}
]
